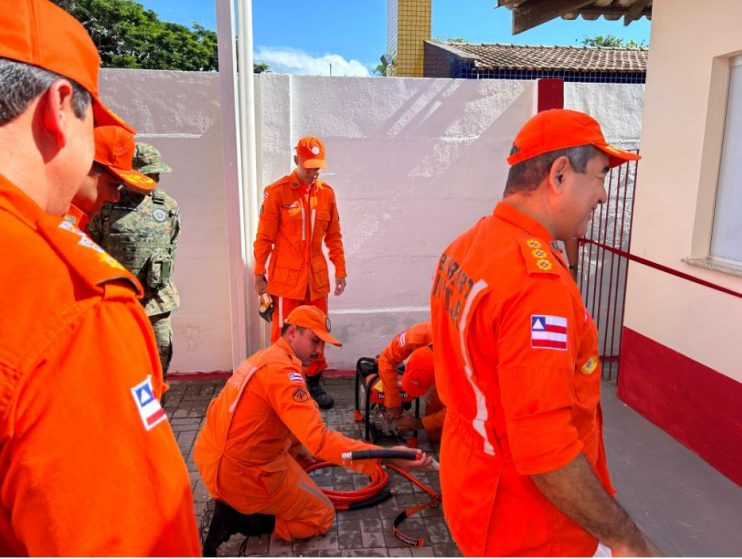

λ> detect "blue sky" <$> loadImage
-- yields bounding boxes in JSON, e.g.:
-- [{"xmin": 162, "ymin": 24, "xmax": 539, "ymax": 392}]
[{"xmin": 138, "ymin": 0, "xmax": 651, "ymax": 76}]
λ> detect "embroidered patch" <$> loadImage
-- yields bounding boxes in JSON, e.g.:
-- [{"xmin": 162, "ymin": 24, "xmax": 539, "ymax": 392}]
[
  {"xmin": 536, "ymin": 259, "xmax": 553, "ymax": 271},
  {"xmin": 288, "ymin": 372, "xmax": 304, "ymax": 383},
  {"xmin": 292, "ymin": 387, "xmax": 310, "ymax": 402},
  {"xmin": 581, "ymin": 355, "xmax": 599, "ymax": 375},
  {"xmin": 531, "ymin": 315, "xmax": 568, "ymax": 351},
  {"xmin": 131, "ymin": 376, "xmax": 167, "ymax": 431},
  {"xmin": 152, "ymin": 208, "xmax": 168, "ymax": 222}
]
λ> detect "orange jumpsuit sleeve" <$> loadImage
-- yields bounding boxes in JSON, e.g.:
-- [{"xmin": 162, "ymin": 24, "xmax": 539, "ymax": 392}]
[
  {"xmin": 264, "ymin": 367, "xmax": 380, "ymax": 476},
  {"xmin": 323, "ymin": 189, "xmax": 346, "ymax": 278},
  {"xmin": 378, "ymin": 323, "xmax": 431, "ymax": 408},
  {"xmin": 493, "ymin": 279, "xmax": 583, "ymax": 476},
  {"xmin": 0, "ymin": 296, "xmax": 200, "ymax": 556},
  {"xmin": 254, "ymin": 186, "xmax": 281, "ymax": 276}
]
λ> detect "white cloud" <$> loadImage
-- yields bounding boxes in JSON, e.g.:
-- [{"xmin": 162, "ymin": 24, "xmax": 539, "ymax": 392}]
[{"xmin": 254, "ymin": 47, "xmax": 370, "ymax": 77}]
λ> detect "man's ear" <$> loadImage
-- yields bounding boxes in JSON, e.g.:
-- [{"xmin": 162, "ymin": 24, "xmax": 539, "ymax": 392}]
[
  {"xmin": 547, "ymin": 155, "xmax": 570, "ymax": 192},
  {"xmin": 40, "ymin": 80, "xmax": 75, "ymax": 149}
]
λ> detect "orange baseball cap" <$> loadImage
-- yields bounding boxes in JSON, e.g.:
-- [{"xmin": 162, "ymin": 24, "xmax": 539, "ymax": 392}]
[
  {"xmin": 401, "ymin": 345, "xmax": 435, "ymax": 398},
  {"xmin": 507, "ymin": 109, "xmax": 640, "ymax": 168},
  {"xmin": 94, "ymin": 126, "xmax": 156, "ymax": 194},
  {"xmin": 295, "ymin": 137, "xmax": 327, "ymax": 169},
  {"xmin": 0, "ymin": 0, "xmax": 135, "ymax": 133},
  {"xmin": 285, "ymin": 305, "xmax": 341, "ymax": 347}
]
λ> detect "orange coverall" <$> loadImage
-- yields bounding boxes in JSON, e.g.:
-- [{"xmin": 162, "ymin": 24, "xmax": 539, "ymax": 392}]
[
  {"xmin": 254, "ymin": 171, "xmax": 346, "ymax": 373},
  {"xmin": 0, "ymin": 176, "xmax": 200, "ymax": 556},
  {"xmin": 377, "ymin": 322, "xmax": 432, "ymax": 409},
  {"xmin": 193, "ymin": 337, "xmax": 380, "ymax": 541},
  {"xmin": 377, "ymin": 324, "xmax": 445, "ymax": 441},
  {"xmin": 399, "ymin": 345, "xmax": 446, "ymax": 442},
  {"xmin": 430, "ymin": 201, "xmax": 613, "ymax": 557}
]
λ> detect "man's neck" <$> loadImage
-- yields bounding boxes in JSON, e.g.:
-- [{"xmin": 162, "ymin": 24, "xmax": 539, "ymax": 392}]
[
  {"xmin": 502, "ymin": 194, "xmax": 559, "ymax": 240},
  {"xmin": 0, "ymin": 116, "xmax": 69, "ymax": 215}
]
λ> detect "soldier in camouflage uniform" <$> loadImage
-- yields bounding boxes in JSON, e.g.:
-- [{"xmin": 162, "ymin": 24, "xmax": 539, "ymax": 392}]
[{"xmin": 88, "ymin": 143, "xmax": 181, "ymax": 378}]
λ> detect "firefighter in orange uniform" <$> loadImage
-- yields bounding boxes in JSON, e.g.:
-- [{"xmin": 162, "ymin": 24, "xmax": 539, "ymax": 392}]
[
  {"xmin": 0, "ymin": 1, "xmax": 199, "ymax": 555},
  {"xmin": 67, "ymin": 125, "xmax": 157, "ymax": 229},
  {"xmin": 376, "ymin": 323, "xmax": 445, "ymax": 441},
  {"xmin": 394, "ymin": 345, "xmax": 446, "ymax": 442},
  {"xmin": 193, "ymin": 305, "xmax": 430, "ymax": 541},
  {"xmin": 254, "ymin": 137, "xmax": 346, "ymax": 409},
  {"xmin": 430, "ymin": 109, "xmax": 662, "ymax": 557}
]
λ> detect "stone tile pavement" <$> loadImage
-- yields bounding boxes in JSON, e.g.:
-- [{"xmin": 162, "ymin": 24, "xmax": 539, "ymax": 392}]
[
  {"xmin": 164, "ymin": 376, "xmax": 461, "ymax": 557},
  {"xmin": 165, "ymin": 375, "xmax": 742, "ymax": 557}
]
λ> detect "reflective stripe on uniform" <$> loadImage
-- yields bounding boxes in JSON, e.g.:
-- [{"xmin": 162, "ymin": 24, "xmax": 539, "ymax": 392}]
[{"xmin": 458, "ymin": 279, "xmax": 495, "ymax": 456}]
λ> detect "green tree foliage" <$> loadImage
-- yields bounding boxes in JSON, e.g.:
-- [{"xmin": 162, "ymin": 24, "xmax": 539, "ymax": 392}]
[
  {"xmin": 253, "ymin": 62, "xmax": 270, "ymax": 74},
  {"xmin": 52, "ymin": 0, "xmax": 219, "ymax": 71},
  {"xmin": 580, "ymin": 34, "xmax": 647, "ymax": 49}
]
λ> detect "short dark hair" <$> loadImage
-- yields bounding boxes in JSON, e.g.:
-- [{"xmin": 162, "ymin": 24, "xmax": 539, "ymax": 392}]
[
  {"xmin": 0, "ymin": 58, "xmax": 92, "ymax": 126},
  {"xmin": 281, "ymin": 323, "xmax": 305, "ymax": 336},
  {"xmin": 504, "ymin": 144, "xmax": 601, "ymax": 196}
]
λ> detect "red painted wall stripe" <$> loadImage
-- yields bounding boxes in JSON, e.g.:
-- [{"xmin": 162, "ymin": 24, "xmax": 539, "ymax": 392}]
[
  {"xmin": 618, "ymin": 327, "xmax": 742, "ymax": 484},
  {"xmin": 537, "ymin": 78, "xmax": 564, "ymax": 112}
]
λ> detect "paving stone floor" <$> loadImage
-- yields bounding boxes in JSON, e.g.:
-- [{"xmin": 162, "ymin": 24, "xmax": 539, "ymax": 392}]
[
  {"xmin": 166, "ymin": 375, "xmax": 742, "ymax": 557},
  {"xmin": 164, "ymin": 376, "xmax": 461, "ymax": 557}
]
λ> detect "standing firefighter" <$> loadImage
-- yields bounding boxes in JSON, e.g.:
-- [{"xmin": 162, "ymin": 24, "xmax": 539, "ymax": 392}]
[{"xmin": 89, "ymin": 142, "xmax": 181, "ymax": 377}]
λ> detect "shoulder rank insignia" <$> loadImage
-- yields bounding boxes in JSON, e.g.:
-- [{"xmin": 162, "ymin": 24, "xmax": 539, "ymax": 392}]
[{"xmin": 520, "ymin": 238, "xmax": 559, "ymax": 276}]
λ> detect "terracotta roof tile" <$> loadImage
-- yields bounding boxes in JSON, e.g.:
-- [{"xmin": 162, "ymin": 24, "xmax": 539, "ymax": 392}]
[{"xmin": 443, "ymin": 43, "xmax": 647, "ymax": 73}]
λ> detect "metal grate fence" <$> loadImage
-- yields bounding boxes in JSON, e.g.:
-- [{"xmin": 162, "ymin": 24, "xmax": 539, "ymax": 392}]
[{"xmin": 577, "ymin": 153, "xmax": 640, "ymax": 382}]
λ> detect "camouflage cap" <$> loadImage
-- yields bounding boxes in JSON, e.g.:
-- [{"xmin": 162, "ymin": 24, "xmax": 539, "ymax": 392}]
[{"xmin": 133, "ymin": 142, "xmax": 172, "ymax": 174}]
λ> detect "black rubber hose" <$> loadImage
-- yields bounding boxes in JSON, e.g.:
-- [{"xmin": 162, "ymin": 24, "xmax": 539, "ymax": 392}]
[{"xmin": 342, "ymin": 449, "xmax": 418, "ymax": 461}]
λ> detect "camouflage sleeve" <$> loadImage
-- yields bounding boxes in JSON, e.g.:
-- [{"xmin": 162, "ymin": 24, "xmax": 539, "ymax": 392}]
[
  {"xmin": 170, "ymin": 205, "xmax": 180, "ymax": 248},
  {"xmin": 87, "ymin": 212, "xmax": 101, "ymax": 244}
]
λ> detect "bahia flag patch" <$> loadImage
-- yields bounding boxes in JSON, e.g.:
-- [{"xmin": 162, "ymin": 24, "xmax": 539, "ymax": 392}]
[
  {"xmin": 131, "ymin": 375, "xmax": 167, "ymax": 431},
  {"xmin": 531, "ymin": 315, "xmax": 568, "ymax": 350}
]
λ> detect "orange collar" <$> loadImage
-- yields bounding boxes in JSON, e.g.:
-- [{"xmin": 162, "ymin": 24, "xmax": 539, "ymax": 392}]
[
  {"xmin": 275, "ymin": 336, "xmax": 303, "ymax": 368},
  {"xmin": 0, "ymin": 173, "xmax": 47, "ymax": 229}
]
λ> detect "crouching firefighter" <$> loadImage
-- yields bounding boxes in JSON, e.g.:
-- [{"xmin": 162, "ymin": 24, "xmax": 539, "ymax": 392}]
[{"xmin": 193, "ymin": 305, "xmax": 431, "ymax": 544}]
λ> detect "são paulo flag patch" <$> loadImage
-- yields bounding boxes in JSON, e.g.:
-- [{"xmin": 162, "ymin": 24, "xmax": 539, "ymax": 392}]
[
  {"xmin": 131, "ymin": 375, "xmax": 167, "ymax": 431},
  {"xmin": 531, "ymin": 315, "xmax": 568, "ymax": 350}
]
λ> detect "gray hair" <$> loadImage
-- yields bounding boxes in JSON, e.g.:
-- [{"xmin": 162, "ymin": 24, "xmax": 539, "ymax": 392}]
[
  {"xmin": 0, "ymin": 58, "xmax": 91, "ymax": 125},
  {"xmin": 504, "ymin": 144, "xmax": 601, "ymax": 196}
]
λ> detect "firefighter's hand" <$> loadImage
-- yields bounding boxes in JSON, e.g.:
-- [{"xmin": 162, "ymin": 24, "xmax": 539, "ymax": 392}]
[
  {"xmin": 386, "ymin": 405, "xmax": 404, "ymax": 420},
  {"xmin": 385, "ymin": 446, "xmax": 433, "ymax": 470},
  {"xmin": 396, "ymin": 413, "xmax": 422, "ymax": 432},
  {"xmin": 334, "ymin": 277, "xmax": 346, "ymax": 296},
  {"xmin": 254, "ymin": 274, "xmax": 267, "ymax": 295}
]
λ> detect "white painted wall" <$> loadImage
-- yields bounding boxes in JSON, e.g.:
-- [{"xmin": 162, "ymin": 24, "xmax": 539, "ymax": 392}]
[
  {"xmin": 625, "ymin": 0, "xmax": 742, "ymax": 381},
  {"xmin": 99, "ymin": 69, "xmax": 646, "ymax": 372},
  {"xmin": 255, "ymin": 74, "xmax": 534, "ymax": 367},
  {"xmin": 100, "ymin": 69, "xmax": 234, "ymax": 374}
]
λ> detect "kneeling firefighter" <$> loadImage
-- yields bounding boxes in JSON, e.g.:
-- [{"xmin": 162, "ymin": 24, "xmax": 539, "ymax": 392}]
[{"xmin": 193, "ymin": 306, "xmax": 431, "ymax": 541}]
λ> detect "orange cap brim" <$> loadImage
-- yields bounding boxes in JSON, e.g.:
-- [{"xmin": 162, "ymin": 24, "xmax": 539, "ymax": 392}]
[
  {"xmin": 302, "ymin": 158, "xmax": 327, "ymax": 169},
  {"xmin": 110, "ymin": 168, "xmax": 157, "ymax": 194},
  {"xmin": 92, "ymin": 94, "xmax": 136, "ymax": 134},
  {"xmin": 313, "ymin": 328, "xmax": 342, "ymax": 347},
  {"xmin": 596, "ymin": 143, "xmax": 641, "ymax": 168}
]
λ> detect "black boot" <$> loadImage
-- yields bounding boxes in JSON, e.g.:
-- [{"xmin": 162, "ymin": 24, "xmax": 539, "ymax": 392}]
[
  {"xmin": 202, "ymin": 500, "xmax": 275, "ymax": 556},
  {"xmin": 306, "ymin": 372, "xmax": 334, "ymax": 409}
]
